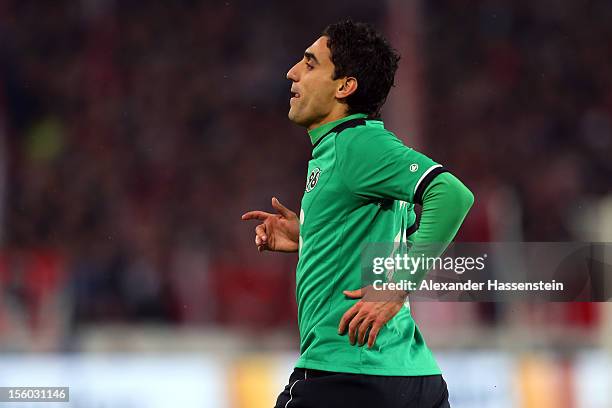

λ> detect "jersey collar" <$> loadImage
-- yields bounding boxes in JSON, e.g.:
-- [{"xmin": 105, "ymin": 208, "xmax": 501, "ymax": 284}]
[{"xmin": 308, "ymin": 113, "xmax": 368, "ymax": 146}]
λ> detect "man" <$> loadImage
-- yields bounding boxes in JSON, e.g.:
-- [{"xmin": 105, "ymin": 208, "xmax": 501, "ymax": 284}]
[{"xmin": 242, "ymin": 20, "xmax": 473, "ymax": 408}]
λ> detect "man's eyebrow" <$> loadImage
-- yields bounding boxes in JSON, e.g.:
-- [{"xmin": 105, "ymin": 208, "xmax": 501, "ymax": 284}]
[{"xmin": 304, "ymin": 51, "xmax": 320, "ymax": 65}]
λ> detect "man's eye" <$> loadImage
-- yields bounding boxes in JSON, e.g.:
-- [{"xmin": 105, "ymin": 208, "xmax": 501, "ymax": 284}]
[{"xmin": 305, "ymin": 63, "xmax": 314, "ymax": 70}]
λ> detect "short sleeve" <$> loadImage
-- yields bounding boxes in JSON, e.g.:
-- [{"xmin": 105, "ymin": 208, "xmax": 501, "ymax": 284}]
[{"xmin": 337, "ymin": 129, "xmax": 447, "ymax": 204}]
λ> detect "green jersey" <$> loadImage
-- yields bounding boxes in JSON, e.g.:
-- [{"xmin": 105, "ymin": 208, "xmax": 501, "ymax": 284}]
[{"xmin": 295, "ymin": 113, "xmax": 446, "ymax": 376}]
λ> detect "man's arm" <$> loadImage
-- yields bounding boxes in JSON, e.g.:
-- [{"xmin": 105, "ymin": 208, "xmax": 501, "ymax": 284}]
[
  {"xmin": 339, "ymin": 172, "xmax": 473, "ymax": 347},
  {"xmin": 408, "ymin": 171, "xmax": 474, "ymax": 264}
]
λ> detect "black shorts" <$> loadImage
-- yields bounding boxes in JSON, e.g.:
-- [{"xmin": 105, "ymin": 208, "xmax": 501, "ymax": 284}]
[{"xmin": 274, "ymin": 368, "xmax": 450, "ymax": 408}]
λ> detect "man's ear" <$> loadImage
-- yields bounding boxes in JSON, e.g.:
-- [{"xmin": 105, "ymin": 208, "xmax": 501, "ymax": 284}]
[{"xmin": 336, "ymin": 77, "xmax": 358, "ymax": 99}]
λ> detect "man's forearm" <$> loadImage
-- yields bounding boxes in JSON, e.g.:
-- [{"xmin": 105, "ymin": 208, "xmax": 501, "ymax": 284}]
[
  {"xmin": 397, "ymin": 172, "xmax": 474, "ymax": 284},
  {"xmin": 414, "ymin": 172, "xmax": 474, "ymax": 245}
]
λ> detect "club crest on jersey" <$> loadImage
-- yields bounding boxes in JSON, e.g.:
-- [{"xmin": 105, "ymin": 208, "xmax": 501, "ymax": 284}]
[{"xmin": 305, "ymin": 167, "xmax": 321, "ymax": 192}]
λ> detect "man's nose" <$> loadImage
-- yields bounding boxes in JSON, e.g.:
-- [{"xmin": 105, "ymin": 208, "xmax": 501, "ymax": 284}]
[{"xmin": 286, "ymin": 63, "xmax": 299, "ymax": 81}]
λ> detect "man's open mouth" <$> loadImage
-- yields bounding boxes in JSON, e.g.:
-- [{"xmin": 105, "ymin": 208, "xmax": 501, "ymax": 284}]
[{"xmin": 291, "ymin": 90, "xmax": 301, "ymax": 99}]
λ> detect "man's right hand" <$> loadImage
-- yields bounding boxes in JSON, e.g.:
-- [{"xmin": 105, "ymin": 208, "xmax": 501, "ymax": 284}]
[{"xmin": 241, "ymin": 197, "xmax": 300, "ymax": 253}]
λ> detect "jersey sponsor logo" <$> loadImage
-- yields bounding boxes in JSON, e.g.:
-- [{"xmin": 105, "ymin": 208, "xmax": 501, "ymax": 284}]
[
  {"xmin": 305, "ymin": 167, "xmax": 321, "ymax": 192},
  {"xmin": 409, "ymin": 163, "xmax": 419, "ymax": 172}
]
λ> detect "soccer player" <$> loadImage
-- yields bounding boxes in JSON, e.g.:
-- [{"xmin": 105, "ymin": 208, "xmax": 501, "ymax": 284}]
[{"xmin": 242, "ymin": 20, "xmax": 473, "ymax": 408}]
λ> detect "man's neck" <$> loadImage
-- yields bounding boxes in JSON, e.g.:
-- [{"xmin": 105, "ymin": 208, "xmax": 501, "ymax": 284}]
[
  {"xmin": 307, "ymin": 113, "xmax": 369, "ymax": 146},
  {"xmin": 306, "ymin": 108, "xmax": 349, "ymax": 131}
]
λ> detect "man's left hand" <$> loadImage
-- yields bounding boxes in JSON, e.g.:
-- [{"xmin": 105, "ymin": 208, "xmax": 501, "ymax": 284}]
[{"xmin": 337, "ymin": 286, "xmax": 407, "ymax": 348}]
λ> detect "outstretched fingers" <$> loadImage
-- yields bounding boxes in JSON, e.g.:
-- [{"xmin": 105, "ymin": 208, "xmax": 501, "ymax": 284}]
[
  {"xmin": 271, "ymin": 197, "xmax": 292, "ymax": 218},
  {"xmin": 348, "ymin": 310, "xmax": 366, "ymax": 345},
  {"xmin": 241, "ymin": 210, "xmax": 273, "ymax": 221},
  {"xmin": 367, "ymin": 322, "xmax": 383, "ymax": 348},
  {"xmin": 338, "ymin": 302, "xmax": 361, "ymax": 335},
  {"xmin": 357, "ymin": 316, "xmax": 374, "ymax": 346}
]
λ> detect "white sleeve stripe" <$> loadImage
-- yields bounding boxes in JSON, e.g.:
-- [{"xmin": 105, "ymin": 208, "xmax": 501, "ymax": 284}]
[{"xmin": 413, "ymin": 164, "xmax": 443, "ymax": 196}]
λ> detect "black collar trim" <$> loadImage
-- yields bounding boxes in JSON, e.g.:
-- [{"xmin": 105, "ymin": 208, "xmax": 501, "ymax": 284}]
[{"xmin": 312, "ymin": 118, "xmax": 367, "ymax": 150}]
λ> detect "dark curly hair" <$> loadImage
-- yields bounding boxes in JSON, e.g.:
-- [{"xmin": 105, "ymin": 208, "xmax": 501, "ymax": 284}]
[{"xmin": 322, "ymin": 20, "xmax": 400, "ymax": 119}]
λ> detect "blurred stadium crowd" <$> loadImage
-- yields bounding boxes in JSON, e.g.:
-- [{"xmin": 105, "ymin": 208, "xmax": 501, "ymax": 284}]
[
  {"xmin": 0, "ymin": 0, "xmax": 610, "ymax": 343},
  {"xmin": 425, "ymin": 0, "xmax": 612, "ymax": 241}
]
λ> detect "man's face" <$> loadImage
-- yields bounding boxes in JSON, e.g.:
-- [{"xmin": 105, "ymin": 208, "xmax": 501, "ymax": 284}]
[{"xmin": 286, "ymin": 36, "xmax": 343, "ymax": 129}]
